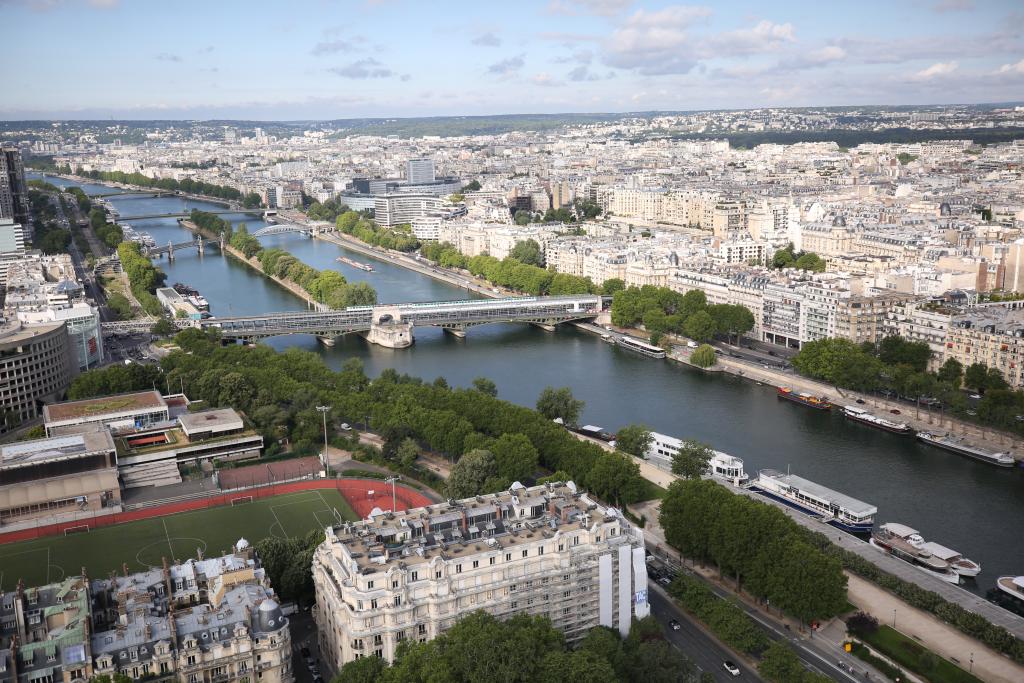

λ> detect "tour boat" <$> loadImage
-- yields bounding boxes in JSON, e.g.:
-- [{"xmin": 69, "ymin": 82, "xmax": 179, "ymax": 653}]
[
  {"xmin": 337, "ymin": 256, "xmax": 374, "ymax": 272},
  {"xmin": 615, "ymin": 335, "xmax": 666, "ymax": 358},
  {"xmin": 869, "ymin": 523, "xmax": 965, "ymax": 584},
  {"xmin": 708, "ymin": 451, "xmax": 749, "ymax": 485},
  {"xmin": 916, "ymin": 432, "xmax": 1016, "ymax": 468},
  {"xmin": 843, "ymin": 406, "xmax": 914, "ymax": 435},
  {"xmin": 750, "ymin": 469, "xmax": 875, "ymax": 533},
  {"xmin": 776, "ymin": 387, "xmax": 832, "ymax": 411},
  {"xmin": 997, "ymin": 576, "xmax": 1024, "ymax": 602}
]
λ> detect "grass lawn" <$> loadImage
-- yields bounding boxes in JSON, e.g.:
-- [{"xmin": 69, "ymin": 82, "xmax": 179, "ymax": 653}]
[
  {"xmin": 0, "ymin": 489, "xmax": 357, "ymax": 590},
  {"xmin": 637, "ymin": 479, "xmax": 668, "ymax": 501},
  {"xmin": 860, "ymin": 626, "xmax": 983, "ymax": 683}
]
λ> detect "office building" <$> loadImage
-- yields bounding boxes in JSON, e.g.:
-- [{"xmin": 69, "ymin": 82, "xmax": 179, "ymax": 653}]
[
  {"xmin": 405, "ymin": 159, "xmax": 436, "ymax": 185},
  {"xmin": 0, "ymin": 148, "xmax": 30, "ymax": 233},
  {"xmin": 0, "ymin": 320, "xmax": 75, "ymax": 435},
  {"xmin": 0, "ymin": 219, "xmax": 26, "ymax": 286},
  {"xmin": 313, "ymin": 481, "xmax": 649, "ymax": 670},
  {"xmin": 0, "ymin": 429, "xmax": 119, "ymax": 526},
  {"xmin": 44, "ymin": 390, "xmax": 169, "ymax": 436}
]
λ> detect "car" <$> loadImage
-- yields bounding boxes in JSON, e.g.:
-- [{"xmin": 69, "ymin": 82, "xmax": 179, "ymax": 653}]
[
  {"xmin": 969, "ymin": 393, "xmax": 981, "ymax": 400},
  {"xmin": 658, "ymin": 576, "xmax": 672, "ymax": 586},
  {"xmin": 340, "ymin": 423, "xmax": 352, "ymax": 431},
  {"xmin": 890, "ymin": 409, "xmax": 901, "ymax": 415},
  {"xmin": 723, "ymin": 661, "xmax": 741, "ymax": 676},
  {"xmin": 855, "ymin": 398, "xmax": 866, "ymax": 404},
  {"xmin": 669, "ymin": 619, "xmax": 681, "ymax": 631}
]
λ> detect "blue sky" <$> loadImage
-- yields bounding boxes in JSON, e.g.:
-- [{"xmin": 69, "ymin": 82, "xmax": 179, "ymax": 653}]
[{"xmin": 1, "ymin": 0, "xmax": 1022, "ymax": 120}]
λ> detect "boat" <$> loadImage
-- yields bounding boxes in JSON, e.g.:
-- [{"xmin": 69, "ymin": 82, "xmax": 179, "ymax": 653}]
[
  {"xmin": 777, "ymin": 387, "xmax": 832, "ymax": 411},
  {"xmin": 615, "ymin": 335, "xmax": 666, "ymax": 358},
  {"xmin": 601, "ymin": 333, "xmax": 615, "ymax": 344},
  {"xmin": 750, "ymin": 468, "xmax": 876, "ymax": 533},
  {"xmin": 708, "ymin": 451, "xmax": 749, "ymax": 485},
  {"xmin": 916, "ymin": 432, "xmax": 1016, "ymax": 468},
  {"xmin": 172, "ymin": 283, "xmax": 210, "ymax": 312},
  {"xmin": 646, "ymin": 431, "xmax": 749, "ymax": 485},
  {"xmin": 997, "ymin": 576, "xmax": 1024, "ymax": 602},
  {"xmin": 337, "ymin": 256, "xmax": 374, "ymax": 272},
  {"xmin": 843, "ymin": 405, "xmax": 914, "ymax": 435},
  {"xmin": 869, "ymin": 523, "xmax": 966, "ymax": 584},
  {"xmin": 573, "ymin": 425, "xmax": 616, "ymax": 443}
]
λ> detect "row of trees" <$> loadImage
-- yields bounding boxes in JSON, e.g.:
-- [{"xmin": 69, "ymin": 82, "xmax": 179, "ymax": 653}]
[
  {"xmin": 660, "ymin": 479, "xmax": 848, "ymax": 625},
  {"xmin": 68, "ymin": 332, "xmax": 652, "ymax": 508},
  {"xmin": 306, "ymin": 198, "xmax": 349, "ymax": 223},
  {"xmin": 256, "ymin": 248, "xmax": 377, "ymax": 309},
  {"xmin": 65, "ymin": 186, "xmax": 91, "ymax": 212},
  {"xmin": 88, "ymin": 207, "xmax": 124, "ymax": 248},
  {"xmin": 334, "ymin": 612, "xmax": 696, "ymax": 683},
  {"xmin": 254, "ymin": 530, "xmax": 322, "ymax": 602},
  {"xmin": 466, "ymin": 253, "xmax": 598, "ymax": 296},
  {"xmin": 611, "ymin": 286, "xmax": 754, "ymax": 346},
  {"xmin": 80, "ymin": 169, "xmax": 261, "ymax": 206},
  {"xmin": 335, "ymin": 210, "xmax": 420, "ymax": 252},
  {"xmin": 116, "ymin": 242, "xmax": 165, "ymax": 316},
  {"xmin": 27, "ymin": 189, "xmax": 72, "ymax": 254}
]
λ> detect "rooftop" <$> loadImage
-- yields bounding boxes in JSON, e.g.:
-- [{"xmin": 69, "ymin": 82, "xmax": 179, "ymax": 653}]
[
  {"xmin": 44, "ymin": 390, "xmax": 167, "ymax": 424},
  {"xmin": 0, "ymin": 429, "xmax": 115, "ymax": 471}
]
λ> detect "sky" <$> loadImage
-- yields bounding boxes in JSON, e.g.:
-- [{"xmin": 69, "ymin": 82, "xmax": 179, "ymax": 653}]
[{"xmin": 1, "ymin": 0, "xmax": 1023, "ymax": 120}]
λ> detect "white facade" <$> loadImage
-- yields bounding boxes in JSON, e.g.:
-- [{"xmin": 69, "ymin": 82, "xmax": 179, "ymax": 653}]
[{"xmin": 312, "ymin": 482, "xmax": 648, "ymax": 670}]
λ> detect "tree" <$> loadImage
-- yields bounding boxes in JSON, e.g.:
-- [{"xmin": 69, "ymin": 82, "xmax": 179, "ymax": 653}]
[
  {"xmin": 772, "ymin": 246, "xmax": 796, "ymax": 269},
  {"xmin": 671, "ymin": 439, "xmax": 714, "ymax": 479},
  {"xmin": 683, "ymin": 310, "xmax": 718, "ymax": 342},
  {"xmin": 586, "ymin": 452, "xmax": 643, "ymax": 506},
  {"xmin": 461, "ymin": 179, "xmax": 482, "ymax": 192},
  {"xmin": 536, "ymin": 386, "xmax": 584, "ymax": 425},
  {"xmin": 964, "ymin": 362, "xmax": 990, "ymax": 392},
  {"xmin": 845, "ymin": 611, "xmax": 879, "ymax": 638},
  {"xmin": 106, "ymin": 293, "xmax": 133, "ymax": 320},
  {"xmin": 396, "ymin": 437, "xmax": 419, "ymax": 470},
  {"xmin": 614, "ymin": 424, "xmax": 652, "ymax": 458},
  {"xmin": 709, "ymin": 304, "xmax": 755, "ymax": 344},
  {"xmin": 537, "ymin": 650, "xmax": 618, "ymax": 683},
  {"xmin": 446, "ymin": 449, "xmax": 500, "ymax": 498},
  {"xmin": 490, "ymin": 433, "xmax": 539, "ymax": 483},
  {"xmin": 937, "ymin": 358, "xmax": 963, "ymax": 389},
  {"xmin": 333, "ymin": 654, "xmax": 387, "ymax": 683},
  {"xmin": 471, "ymin": 376, "xmax": 498, "ymax": 397},
  {"xmin": 689, "ymin": 344, "xmax": 716, "ymax": 368},
  {"xmin": 151, "ymin": 318, "xmax": 177, "ymax": 336},
  {"xmin": 758, "ymin": 641, "xmax": 807, "ymax": 683},
  {"xmin": 510, "ymin": 239, "xmax": 544, "ymax": 267},
  {"xmin": 793, "ymin": 252, "xmax": 826, "ymax": 272},
  {"xmin": 602, "ymin": 278, "xmax": 626, "ymax": 295}
]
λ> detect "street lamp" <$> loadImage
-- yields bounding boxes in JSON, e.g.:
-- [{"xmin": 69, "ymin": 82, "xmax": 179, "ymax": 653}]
[
  {"xmin": 384, "ymin": 475, "xmax": 399, "ymax": 513},
  {"xmin": 969, "ymin": 653, "xmax": 974, "ymax": 673},
  {"xmin": 317, "ymin": 406, "xmax": 331, "ymax": 477}
]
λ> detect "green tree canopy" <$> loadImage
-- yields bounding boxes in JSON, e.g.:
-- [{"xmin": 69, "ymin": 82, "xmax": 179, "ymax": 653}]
[
  {"xmin": 510, "ymin": 239, "xmax": 545, "ymax": 267},
  {"xmin": 536, "ymin": 386, "xmax": 584, "ymax": 425},
  {"xmin": 614, "ymin": 424, "xmax": 653, "ymax": 458},
  {"xmin": 690, "ymin": 344, "xmax": 717, "ymax": 368},
  {"xmin": 671, "ymin": 439, "xmax": 714, "ymax": 479}
]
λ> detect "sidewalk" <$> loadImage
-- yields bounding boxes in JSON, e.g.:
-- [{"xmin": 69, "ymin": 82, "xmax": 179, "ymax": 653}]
[{"xmin": 846, "ymin": 574, "xmax": 1024, "ymax": 683}]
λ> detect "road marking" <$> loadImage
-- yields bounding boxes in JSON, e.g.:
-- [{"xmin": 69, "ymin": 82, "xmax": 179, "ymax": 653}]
[{"xmin": 162, "ymin": 519, "xmax": 175, "ymax": 561}]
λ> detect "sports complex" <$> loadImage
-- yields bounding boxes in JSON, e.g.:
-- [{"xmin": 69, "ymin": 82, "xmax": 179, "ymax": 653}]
[{"xmin": 0, "ymin": 473, "xmax": 434, "ymax": 591}]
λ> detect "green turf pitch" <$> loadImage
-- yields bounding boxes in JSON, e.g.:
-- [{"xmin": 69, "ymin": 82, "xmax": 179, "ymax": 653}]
[{"xmin": 0, "ymin": 490, "xmax": 357, "ymax": 590}]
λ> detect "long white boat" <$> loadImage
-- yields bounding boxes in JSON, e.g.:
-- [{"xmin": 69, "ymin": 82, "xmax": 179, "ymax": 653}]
[
  {"xmin": 750, "ymin": 469, "xmax": 876, "ymax": 533},
  {"xmin": 645, "ymin": 431, "xmax": 748, "ymax": 485},
  {"xmin": 615, "ymin": 335, "xmax": 666, "ymax": 358},
  {"xmin": 843, "ymin": 405, "xmax": 913, "ymax": 435},
  {"xmin": 869, "ymin": 523, "xmax": 968, "ymax": 584},
  {"xmin": 917, "ymin": 432, "xmax": 1016, "ymax": 467},
  {"xmin": 997, "ymin": 576, "xmax": 1024, "ymax": 602}
]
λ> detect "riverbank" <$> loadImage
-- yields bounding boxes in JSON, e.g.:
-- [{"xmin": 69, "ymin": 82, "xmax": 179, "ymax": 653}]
[{"xmin": 179, "ymin": 220, "xmax": 327, "ymax": 312}]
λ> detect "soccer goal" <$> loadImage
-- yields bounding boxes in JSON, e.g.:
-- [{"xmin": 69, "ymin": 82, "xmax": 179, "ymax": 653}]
[
  {"xmin": 332, "ymin": 507, "xmax": 346, "ymax": 525},
  {"xmin": 63, "ymin": 524, "xmax": 90, "ymax": 535},
  {"xmin": 231, "ymin": 495, "xmax": 254, "ymax": 506}
]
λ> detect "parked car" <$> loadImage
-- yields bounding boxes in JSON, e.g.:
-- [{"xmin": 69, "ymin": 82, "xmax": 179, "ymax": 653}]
[
  {"xmin": 723, "ymin": 661, "xmax": 741, "ymax": 676},
  {"xmin": 669, "ymin": 619, "xmax": 681, "ymax": 631},
  {"xmin": 890, "ymin": 409, "xmax": 901, "ymax": 415}
]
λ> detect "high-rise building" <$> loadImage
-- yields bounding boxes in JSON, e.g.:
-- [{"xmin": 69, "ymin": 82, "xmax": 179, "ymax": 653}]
[
  {"xmin": 0, "ymin": 218, "xmax": 26, "ymax": 285},
  {"xmin": 406, "ymin": 158, "xmax": 436, "ymax": 184},
  {"xmin": 0, "ymin": 319, "xmax": 75, "ymax": 435},
  {"xmin": 312, "ymin": 481, "xmax": 649, "ymax": 670},
  {"xmin": 0, "ymin": 148, "xmax": 30, "ymax": 237}
]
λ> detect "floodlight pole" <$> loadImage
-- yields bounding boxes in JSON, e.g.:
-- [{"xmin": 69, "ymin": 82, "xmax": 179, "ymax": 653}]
[{"xmin": 317, "ymin": 405, "xmax": 331, "ymax": 477}]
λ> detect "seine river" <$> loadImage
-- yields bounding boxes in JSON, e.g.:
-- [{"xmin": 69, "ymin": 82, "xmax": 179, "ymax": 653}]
[{"xmin": 37, "ymin": 175, "xmax": 1024, "ymax": 595}]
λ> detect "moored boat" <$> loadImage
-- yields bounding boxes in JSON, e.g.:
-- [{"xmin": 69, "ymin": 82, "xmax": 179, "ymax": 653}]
[
  {"xmin": 615, "ymin": 335, "xmax": 666, "ymax": 358},
  {"xmin": 869, "ymin": 523, "xmax": 964, "ymax": 584},
  {"xmin": 997, "ymin": 576, "xmax": 1024, "ymax": 602},
  {"xmin": 917, "ymin": 431, "xmax": 1016, "ymax": 467},
  {"xmin": 843, "ymin": 405, "xmax": 914, "ymax": 435},
  {"xmin": 337, "ymin": 256, "xmax": 374, "ymax": 272},
  {"xmin": 750, "ymin": 468, "xmax": 875, "ymax": 533},
  {"xmin": 777, "ymin": 387, "xmax": 832, "ymax": 411}
]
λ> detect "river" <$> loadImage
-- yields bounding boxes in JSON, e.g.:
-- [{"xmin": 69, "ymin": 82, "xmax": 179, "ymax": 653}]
[{"xmin": 35, "ymin": 174, "xmax": 1024, "ymax": 596}]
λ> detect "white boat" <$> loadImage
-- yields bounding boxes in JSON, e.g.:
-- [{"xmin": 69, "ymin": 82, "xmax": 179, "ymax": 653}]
[
  {"xmin": 709, "ymin": 451, "xmax": 748, "ymax": 485},
  {"xmin": 843, "ymin": 405, "xmax": 913, "ymax": 435},
  {"xmin": 918, "ymin": 541, "xmax": 981, "ymax": 578},
  {"xmin": 917, "ymin": 432, "xmax": 1016, "ymax": 468},
  {"xmin": 646, "ymin": 432, "xmax": 748, "ymax": 485},
  {"xmin": 615, "ymin": 335, "xmax": 666, "ymax": 358},
  {"xmin": 750, "ymin": 469, "xmax": 876, "ymax": 533},
  {"xmin": 869, "ymin": 523, "xmax": 965, "ymax": 584},
  {"xmin": 997, "ymin": 576, "xmax": 1024, "ymax": 602}
]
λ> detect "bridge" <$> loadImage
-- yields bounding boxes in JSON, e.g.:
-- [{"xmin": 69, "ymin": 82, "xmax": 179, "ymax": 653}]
[
  {"xmin": 199, "ymin": 295, "xmax": 604, "ymax": 348},
  {"xmin": 101, "ymin": 318, "xmax": 194, "ymax": 335},
  {"xmin": 113, "ymin": 210, "xmax": 259, "ymax": 221},
  {"xmin": 252, "ymin": 224, "xmax": 314, "ymax": 237},
  {"xmin": 144, "ymin": 236, "xmax": 221, "ymax": 260},
  {"xmin": 92, "ymin": 190, "xmax": 174, "ymax": 199}
]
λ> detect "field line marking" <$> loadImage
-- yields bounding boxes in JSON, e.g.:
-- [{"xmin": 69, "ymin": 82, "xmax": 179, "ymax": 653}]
[
  {"xmin": 46, "ymin": 547, "xmax": 51, "ymax": 583},
  {"xmin": 266, "ymin": 496, "xmax": 323, "ymax": 510},
  {"xmin": 270, "ymin": 506, "xmax": 289, "ymax": 538},
  {"xmin": 162, "ymin": 518, "xmax": 175, "ymax": 561}
]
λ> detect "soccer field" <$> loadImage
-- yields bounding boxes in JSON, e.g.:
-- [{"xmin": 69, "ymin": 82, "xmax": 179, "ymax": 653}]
[{"xmin": 0, "ymin": 489, "xmax": 358, "ymax": 590}]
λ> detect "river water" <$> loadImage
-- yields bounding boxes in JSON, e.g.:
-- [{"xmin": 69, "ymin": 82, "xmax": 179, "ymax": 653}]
[{"xmin": 36, "ymin": 174, "xmax": 1024, "ymax": 595}]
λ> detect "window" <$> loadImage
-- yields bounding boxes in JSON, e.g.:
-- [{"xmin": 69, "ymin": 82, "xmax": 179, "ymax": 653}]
[
  {"xmin": 456, "ymin": 564, "xmax": 462, "ymax": 574},
  {"xmin": 392, "ymin": 580, "xmax": 399, "ymax": 589},
  {"xmin": 521, "ymin": 550, "xmax": 528, "ymax": 558},
  {"xmin": 435, "ymin": 570, "xmax": 442, "ymax": 579},
  {"xmin": 373, "ymin": 649, "xmax": 383, "ymax": 658},
  {"xmin": 489, "ymin": 557, "xmax": 495, "ymax": 566},
  {"xmin": 367, "ymin": 580, "xmax": 374, "ymax": 589},
  {"xmin": 411, "ymin": 571, "xmax": 418, "ymax": 581},
  {"xmin": 510, "ymin": 584, "xmax": 517, "ymax": 592},
  {"xmin": 505, "ymin": 553, "xmax": 512, "ymax": 562},
  {"xmin": 558, "ymin": 544, "xmax": 564, "ymax": 552},
  {"xmin": 394, "ymin": 596, "xmax": 402, "ymax": 607},
  {"xmin": 511, "ymin": 601, "xmax": 518, "ymax": 609},
  {"xmin": 563, "ymin": 590, "xmax": 571, "ymax": 598},
  {"xmin": 472, "ymin": 560, "xmax": 479, "ymax": 569},
  {"xmin": 374, "ymin": 634, "xmax": 383, "ymax": 645},
  {"xmin": 188, "ymin": 675, "xmax": 198, "ymax": 683},
  {"xmin": 538, "ymin": 547, "xmax": 544, "ymax": 555},
  {"xmin": 418, "ymin": 624, "xmax": 426, "ymax": 635},
  {"xmin": 370, "ymin": 599, "xmax": 378, "ymax": 609}
]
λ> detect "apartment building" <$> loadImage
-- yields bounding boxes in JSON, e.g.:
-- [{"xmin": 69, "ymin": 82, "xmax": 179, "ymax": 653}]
[
  {"xmin": 0, "ymin": 320, "xmax": 75, "ymax": 434},
  {"xmin": 312, "ymin": 482, "xmax": 649, "ymax": 670},
  {"xmin": 885, "ymin": 299, "xmax": 953, "ymax": 370},
  {"xmin": 945, "ymin": 309, "xmax": 1024, "ymax": 388}
]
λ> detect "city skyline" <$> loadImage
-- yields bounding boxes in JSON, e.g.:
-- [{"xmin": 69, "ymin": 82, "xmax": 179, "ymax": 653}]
[{"xmin": 1, "ymin": 0, "xmax": 1023, "ymax": 120}]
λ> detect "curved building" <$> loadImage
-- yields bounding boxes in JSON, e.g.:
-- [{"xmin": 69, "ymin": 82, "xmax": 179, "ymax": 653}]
[{"xmin": 0, "ymin": 319, "xmax": 75, "ymax": 433}]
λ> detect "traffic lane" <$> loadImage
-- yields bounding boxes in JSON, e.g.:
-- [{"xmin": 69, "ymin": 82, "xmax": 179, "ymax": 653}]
[{"xmin": 649, "ymin": 586, "xmax": 760, "ymax": 682}]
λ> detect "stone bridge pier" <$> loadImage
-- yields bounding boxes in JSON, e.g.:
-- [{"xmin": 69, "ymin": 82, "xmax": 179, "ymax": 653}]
[{"xmin": 363, "ymin": 306, "xmax": 413, "ymax": 348}]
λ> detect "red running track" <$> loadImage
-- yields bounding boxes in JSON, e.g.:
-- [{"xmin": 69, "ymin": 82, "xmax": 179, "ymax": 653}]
[{"xmin": 0, "ymin": 479, "xmax": 433, "ymax": 546}]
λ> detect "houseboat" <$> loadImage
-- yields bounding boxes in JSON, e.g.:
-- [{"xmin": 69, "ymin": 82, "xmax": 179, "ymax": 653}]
[
  {"xmin": 997, "ymin": 576, "xmax": 1024, "ymax": 602},
  {"xmin": 751, "ymin": 469, "xmax": 876, "ymax": 533},
  {"xmin": 843, "ymin": 405, "xmax": 913, "ymax": 435},
  {"xmin": 337, "ymin": 256, "xmax": 374, "ymax": 272},
  {"xmin": 917, "ymin": 432, "xmax": 1016, "ymax": 467},
  {"xmin": 776, "ymin": 387, "xmax": 832, "ymax": 411},
  {"xmin": 644, "ymin": 431, "xmax": 749, "ymax": 485},
  {"xmin": 869, "ymin": 523, "xmax": 968, "ymax": 584},
  {"xmin": 615, "ymin": 335, "xmax": 666, "ymax": 358}
]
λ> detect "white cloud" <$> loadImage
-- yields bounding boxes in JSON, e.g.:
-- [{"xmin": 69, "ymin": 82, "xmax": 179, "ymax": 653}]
[
  {"xmin": 547, "ymin": 0, "xmax": 634, "ymax": 16},
  {"xmin": 996, "ymin": 59, "xmax": 1024, "ymax": 75},
  {"xmin": 329, "ymin": 58, "xmax": 396, "ymax": 79},
  {"xmin": 604, "ymin": 5, "xmax": 712, "ymax": 75},
  {"xmin": 914, "ymin": 61, "xmax": 958, "ymax": 80},
  {"xmin": 487, "ymin": 54, "xmax": 525, "ymax": 76},
  {"xmin": 705, "ymin": 20, "xmax": 796, "ymax": 56},
  {"xmin": 532, "ymin": 72, "xmax": 561, "ymax": 87},
  {"xmin": 471, "ymin": 32, "xmax": 502, "ymax": 47}
]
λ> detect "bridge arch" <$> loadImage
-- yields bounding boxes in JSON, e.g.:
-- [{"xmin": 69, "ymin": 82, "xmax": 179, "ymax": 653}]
[{"xmin": 252, "ymin": 224, "xmax": 314, "ymax": 238}]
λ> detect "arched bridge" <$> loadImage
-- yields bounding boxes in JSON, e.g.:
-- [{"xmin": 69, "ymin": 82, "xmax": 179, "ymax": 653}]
[
  {"xmin": 252, "ymin": 224, "xmax": 314, "ymax": 237},
  {"xmin": 199, "ymin": 295, "xmax": 603, "ymax": 348}
]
